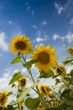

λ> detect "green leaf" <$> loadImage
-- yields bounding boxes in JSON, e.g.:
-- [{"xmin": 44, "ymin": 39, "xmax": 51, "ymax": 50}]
[
  {"xmin": 11, "ymin": 83, "xmax": 16, "ymax": 88},
  {"xmin": 65, "ymin": 99, "xmax": 73, "ymax": 106},
  {"xmin": 39, "ymin": 69, "xmax": 54, "ymax": 78},
  {"xmin": 70, "ymin": 70, "xmax": 73, "ymax": 77},
  {"xmin": 6, "ymin": 105, "xmax": 16, "ymax": 110},
  {"xmin": 63, "ymin": 59, "xmax": 73, "ymax": 65},
  {"xmin": 69, "ymin": 70, "xmax": 73, "ymax": 84},
  {"xmin": 8, "ymin": 91, "xmax": 13, "ymax": 96},
  {"xmin": 9, "ymin": 72, "xmax": 22, "ymax": 85},
  {"xmin": 55, "ymin": 79, "xmax": 61, "ymax": 85},
  {"xmin": 61, "ymin": 89, "xmax": 70, "ymax": 98},
  {"xmin": 25, "ymin": 97, "xmax": 40, "ymax": 109},
  {"xmin": 11, "ymin": 56, "xmax": 21, "ymax": 64},
  {"xmin": 23, "ymin": 59, "xmax": 37, "ymax": 68},
  {"xmin": 17, "ymin": 87, "xmax": 31, "ymax": 103}
]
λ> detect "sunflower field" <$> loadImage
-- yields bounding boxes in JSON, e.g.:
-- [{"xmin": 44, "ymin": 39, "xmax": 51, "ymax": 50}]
[{"xmin": 0, "ymin": 35, "xmax": 73, "ymax": 110}]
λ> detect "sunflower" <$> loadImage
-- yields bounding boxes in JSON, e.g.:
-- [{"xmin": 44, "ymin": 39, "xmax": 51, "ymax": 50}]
[
  {"xmin": 38, "ymin": 84, "xmax": 53, "ymax": 97},
  {"xmin": 55, "ymin": 64, "xmax": 66, "ymax": 76},
  {"xmin": 0, "ymin": 90, "xmax": 8, "ymax": 107},
  {"xmin": 10, "ymin": 35, "xmax": 32, "ymax": 54},
  {"xmin": 18, "ymin": 76, "xmax": 27, "ymax": 87},
  {"xmin": 32, "ymin": 45, "xmax": 57, "ymax": 72}
]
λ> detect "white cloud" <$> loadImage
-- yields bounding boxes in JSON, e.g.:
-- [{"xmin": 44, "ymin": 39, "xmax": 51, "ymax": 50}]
[
  {"xmin": 65, "ymin": 32, "xmax": 73, "ymax": 43},
  {"xmin": 36, "ymin": 37, "xmax": 44, "ymax": 43},
  {"xmin": 53, "ymin": 34, "xmax": 60, "ymax": 40},
  {"xmin": 0, "ymin": 32, "xmax": 9, "ymax": 51},
  {"xmin": 66, "ymin": 65, "xmax": 73, "ymax": 74},
  {"xmin": 36, "ymin": 36, "xmax": 47, "ymax": 43},
  {"xmin": 69, "ymin": 18, "xmax": 73, "ymax": 24},
  {"xmin": 8, "ymin": 21, "xmax": 12, "ymax": 25},
  {"xmin": 26, "ymin": 6, "xmax": 31, "ymax": 11},
  {"xmin": 32, "ymin": 24, "xmax": 38, "ymax": 29},
  {"xmin": 53, "ymin": 32, "xmax": 73, "ymax": 43},
  {"xmin": 54, "ymin": 3, "xmax": 64, "ymax": 15},
  {"xmin": 42, "ymin": 21, "xmax": 47, "ymax": 26}
]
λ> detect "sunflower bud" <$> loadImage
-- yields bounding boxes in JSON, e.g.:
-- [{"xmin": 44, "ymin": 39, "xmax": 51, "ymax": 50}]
[
  {"xmin": 68, "ymin": 47, "xmax": 73, "ymax": 56},
  {"xmin": 18, "ymin": 76, "xmax": 27, "ymax": 87},
  {"xmin": 55, "ymin": 64, "xmax": 66, "ymax": 76}
]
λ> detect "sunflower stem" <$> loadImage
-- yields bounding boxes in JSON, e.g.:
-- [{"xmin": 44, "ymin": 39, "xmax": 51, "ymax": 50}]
[{"xmin": 22, "ymin": 55, "xmax": 35, "ymax": 83}]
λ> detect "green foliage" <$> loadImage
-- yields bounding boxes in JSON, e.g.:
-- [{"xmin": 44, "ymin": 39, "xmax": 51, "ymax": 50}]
[
  {"xmin": 4, "ymin": 105, "xmax": 17, "ymax": 110},
  {"xmin": 23, "ymin": 59, "xmax": 37, "ymax": 68},
  {"xmin": 11, "ymin": 56, "xmax": 21, "ymax": 64},
  {"xmin": 39, "ymin": 69, "xmax": 54, "ymax": 78},
  {"xmin": 9, "ymin": 72, "xmax": 22, "ymax": 85},
  {"xmin": 8, "ymin": 91, "xmax": 13, "ymax": 96},
  {"xmin": 63, "ymin": 59, "xmax": 73, "ymax": 65},
  {"xmin": 25, "ymin": 97, "xmax": 40, "ymax": 109},
  {"xmin": 55, "ymin": 78, "xmax": 61, "ymax": 85}
]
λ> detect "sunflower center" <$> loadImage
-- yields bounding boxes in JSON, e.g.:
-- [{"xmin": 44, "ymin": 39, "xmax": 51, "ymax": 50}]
[
  {"xmin": 37, "ymin": 52, "xmax": 49, "ymax": 64},
  {"xmin": 41, "ymin": 87, "xmax": 46, "ymax": 93},
  {"xmin": 20, "ymin": 79, "xmax": 26, "ymax": 86},
  {"xmin": 57, "ymin": 67, "xmax": 63, "ymax": 73},
  {"xmin": 15, "ymin": 41, "xmax": 26, "ymax": 50}
]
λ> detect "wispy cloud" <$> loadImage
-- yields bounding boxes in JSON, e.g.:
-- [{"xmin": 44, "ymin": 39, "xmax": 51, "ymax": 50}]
[
  {"xmin": 54, "ymin": 2, "xmax": 64, "ymax": 15},
  {"xmin": 0, "ymin": 32, "xmax": 9, "ymax": 52},
  {"xmin": 65, "ymin": 32, "xmax": 73, "ymax": 43},
  {"xmin": 69, "ymin": 18, "xmax": 73, "ymax": 24},
  {"xmin": 53, "ymin": 32, "xmax": 73, "ymax": 43},
  {"xmin": 36, "ymin": 37, "xmax": 46, "ymax": 43},
  {"xmin": 8, "ymin": 20, "xmax": 13, "ymax": 25},
  {"xmin": 53, "ymin": 34, "xmax": 60, "ymax": 40},
  {"xmin": 42, "ymin": 21, "xmax": 47, "ymax": 26},
  {"xmin": 32, "ymin": 24, "xmax": 38, "ymax": 29},
  {"xmin": 31, "ymin": 10, "xmax": 35, "ymax": 16}
]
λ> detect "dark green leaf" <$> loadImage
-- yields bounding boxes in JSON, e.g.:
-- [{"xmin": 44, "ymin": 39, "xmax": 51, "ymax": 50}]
[
  {"xmin": 25, "ymin": 97, "xmax": 40, "ymax": 109},
  {"xmin": 9, "ymin": 72, "xmax": 22, "ymax": 85},
  {"xmin": 11, "ymin": 56, "xmax": 21, "ymax": 64},
  {"xmin": 4, "ymin": 105, "xmax": 16, "ymax": 110},
  {"xmin": 63, "ymin": 59, "xmax": 73, "ymax": 65},
  {"xmin": 23, "ymin": 59, "xmax": 37, "ymax": 68},
  {"xmin": 8, "ymin": 91, "xmax": 13, "ymax": 96},
  {"xmin": 53, "ymin": 73, "xmax": 61, "ymax": 78},
  {"xmin": 55, "ymin": 79, "xmax": 61, "ymax": 85},
  {"xmin": 39, "ymin": 69, "xmax": 54, "ymax": 78},
  {"xmin": 70, "ymin": 70, "xmax": 73, "ymax": 77},
  {"xmin": 12, "ymin": 83, "xmax": 16, "ymax": 88},
  {"xmin": 61, "ymin": 89, "xmax": 70, "ymax": 98}
]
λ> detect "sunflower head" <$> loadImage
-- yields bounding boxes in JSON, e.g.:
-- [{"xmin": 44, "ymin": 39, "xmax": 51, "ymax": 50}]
[
  {"xmin": 68, "ymin": 47, "xmax": 73, "ymax": 56},
  {"xmin": 10, "ymin": 35, "xmax": 32, "ymax": 54},
  {"xmin": 18, "ymin": 76, "xmax": 27, "ymax": 87},
  {"xmin": 0, "ymin": 90, "xmax": 8, "ymax": 107},
  {"xmin": 38, "ymin": 84, "xmax": 53, "ymax": 97},
  {"xmin": 32, "ymin": 45, "xmax": 57, "ymax": 72},
  {"xmin": 55, "ymin": 64, "xmax": 66, "ymax": 76}
]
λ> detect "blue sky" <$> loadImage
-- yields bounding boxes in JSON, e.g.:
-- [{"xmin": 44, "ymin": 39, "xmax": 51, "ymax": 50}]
[{"xmin": 0, "ymin": 0, "xmax": 73, "ymax": 78}]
